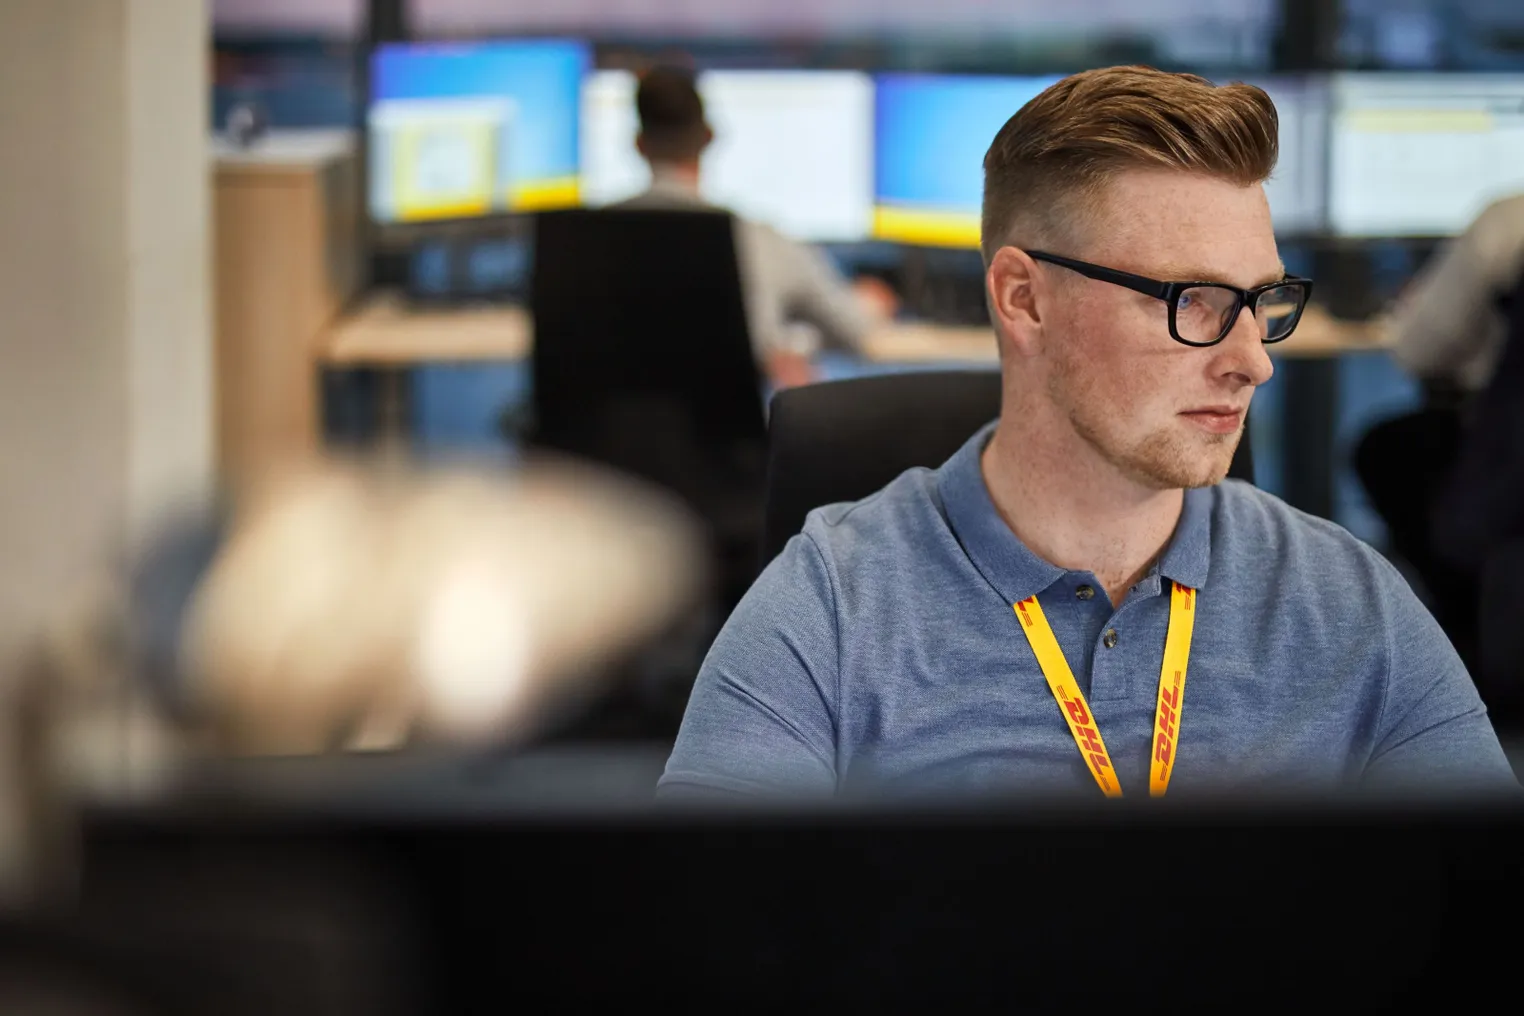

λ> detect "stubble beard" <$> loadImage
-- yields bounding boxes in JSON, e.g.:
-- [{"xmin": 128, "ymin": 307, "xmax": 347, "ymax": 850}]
[{"xmin": 1048, "ymin": 357, "xmax": 1240, "ymax": 491}]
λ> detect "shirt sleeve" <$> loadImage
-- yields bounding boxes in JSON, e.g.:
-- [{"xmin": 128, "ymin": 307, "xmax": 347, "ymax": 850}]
[
  {"xmin": 1388, "ymin": 201, "xmax": 1515, "ymax": 383},
  {"xmin": 657, "ymin": 531, "xmax": 841, "ymax": 799},
  {"xmin": 1362, "ymin": 554, "xmax": 1520, "ymax": 796},
  {"xmin": 779, "ymin": 236, "xmax": 874, "ymax": 354},
  {"xmin": 735, "ymin": 221, "xmax": 872, "ymax": 357}
]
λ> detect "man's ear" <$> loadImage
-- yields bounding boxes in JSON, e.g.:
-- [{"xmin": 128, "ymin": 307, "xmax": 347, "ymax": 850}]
[{"xmin": 987, "ymin": 246, "xmax": 1046, "ymax": 358}]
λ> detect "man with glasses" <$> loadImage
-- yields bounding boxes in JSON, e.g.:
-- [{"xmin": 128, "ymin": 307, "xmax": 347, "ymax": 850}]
[{"xmin": 659, "ymin": 66, "xmax": 1517, "ymax": 799}]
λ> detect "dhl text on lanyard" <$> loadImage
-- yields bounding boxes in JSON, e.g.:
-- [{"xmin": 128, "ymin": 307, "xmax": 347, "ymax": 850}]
[{"xmin": 1012, "ymin": 582, "xmax": 1196, "ymax": 797}]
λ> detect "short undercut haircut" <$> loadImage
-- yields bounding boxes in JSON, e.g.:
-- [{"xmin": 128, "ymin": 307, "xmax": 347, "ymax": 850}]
[{"xmin": 980, "ymin": 65, "xmax": 1279, "ymax": 265}]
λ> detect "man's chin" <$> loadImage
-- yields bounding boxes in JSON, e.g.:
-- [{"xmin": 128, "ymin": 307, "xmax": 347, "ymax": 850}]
[
  {"xmin": 1183, "ymin": 460, "xmax": 1235, "ymax": 489},
  {"xmin": 1071, "ymin": 413, "xmax": 1243, "ymax": 490},
  {"xmin": 1121, "ymin": 435, "xmax": 1240, "ymax": 490},
  {"xmin": 1177, "ymin": 446, "xmax": 1240, "ymax": 489},
  {"xmin": 1131, "ymin": 463, "xmax": 1230, "ymax": 491}
]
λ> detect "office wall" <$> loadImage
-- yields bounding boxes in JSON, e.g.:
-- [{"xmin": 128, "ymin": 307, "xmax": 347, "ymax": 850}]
[
  {"xmin": 209, "ymin": 0, "xmax": 1275, "ymax": 37},
  {"xmin": 0, "ymin": 0, "xmax": 212, "ymax": 666},
  {"xmin": 213, "ymin": 0, "xmax": 363, "ymax": 35},
  {"xmin": 412, "ymin": 0, "xmax": 1275, "ymax": 34}
]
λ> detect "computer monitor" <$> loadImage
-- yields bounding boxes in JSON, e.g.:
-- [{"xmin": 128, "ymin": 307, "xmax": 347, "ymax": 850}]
[
  {"xmin": 872, "ymin": 74, "xmax": 1061, "ymax": 249},
  {"xmin": 873, "ymin": 73, "xmax": 1329, "ymax": 248},
  {"xmin": 578, "ymin": 69, "xmax": 875, "ymax": 243},
  {"xmin": 367, "ymin": 39, "xmax": 591, "ymax": 225},
  {"xmin": 1329, "ymin": 73, "xmax": 1524, "ymax": 238}
]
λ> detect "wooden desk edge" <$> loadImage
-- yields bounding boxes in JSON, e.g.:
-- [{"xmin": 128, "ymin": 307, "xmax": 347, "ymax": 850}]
[{"xmin": 317, "ymin": 295, "xmax": 1389, "ymax": 368}]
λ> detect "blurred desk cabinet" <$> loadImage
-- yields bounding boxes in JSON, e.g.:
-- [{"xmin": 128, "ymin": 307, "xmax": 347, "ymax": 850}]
[{"xmin": 213, "ymin": 130, "xmax": 360, "ymax": 492}]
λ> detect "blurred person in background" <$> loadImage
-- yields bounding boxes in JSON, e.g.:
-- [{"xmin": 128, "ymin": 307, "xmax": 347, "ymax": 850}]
[
  {"xmin": 615, "ymin": 65, "xmax": 897, "ymax": 388},
  {"xmin": 1384, "ymin": 193, "xmax": 1524, "ymax": 397},
  {"xmin": 1355, "ymin": 193, "xmax": 1524, "ymax": 680},
  {"xmin": 659, "ymin": 66, "xmax": 1517, "ymax": 802}
]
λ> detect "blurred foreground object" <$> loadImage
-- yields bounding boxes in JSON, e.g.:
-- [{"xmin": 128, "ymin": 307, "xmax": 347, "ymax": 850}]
[
  {"xmin": 0, "ymin": 452, "xmax": 704, "ymax": 911},
  {"xmin": 175, "ymin": 453, "xmax": 707, "ymax": 755}
]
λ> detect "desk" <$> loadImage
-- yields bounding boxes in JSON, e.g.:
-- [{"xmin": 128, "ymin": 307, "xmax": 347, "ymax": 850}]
[
  {"xmin": 325, "ymin": 295, "xmax": 532, "ymax": 367},
  {"xmin": 321, "ymin": 293, "xmax": 1384, "ymax": 368},
  {"xmin": 319, "ymin": 294, "xmax": 1390, "ymax": 520}
]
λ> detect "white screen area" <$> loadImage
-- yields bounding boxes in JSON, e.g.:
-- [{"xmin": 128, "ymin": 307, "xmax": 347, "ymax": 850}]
[
  {"xmin": 579, "ymin": 71, "xmax": 649, "ymax": 206},
  {"xmin": 1238, "ymin": 76, "xmax": 1329, "ymax": 236},
  {"xmin": 579, "ymin": 69, "xmax": 875, "ymax": 242},
  {"xmin": 1330, "ymin": 74, "xmax": 1524, "ymax": 237}
]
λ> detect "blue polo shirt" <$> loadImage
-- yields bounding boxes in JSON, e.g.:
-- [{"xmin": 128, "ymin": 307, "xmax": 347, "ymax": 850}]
[{"xmin": 660, "ymin": 423, "xmax": 1518, "ymax": 799}]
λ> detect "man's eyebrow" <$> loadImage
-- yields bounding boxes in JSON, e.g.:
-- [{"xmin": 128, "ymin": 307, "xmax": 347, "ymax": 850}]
[{"xmin": 1151, "ymin": 261, "xmax": 1289, "ymax": 288}]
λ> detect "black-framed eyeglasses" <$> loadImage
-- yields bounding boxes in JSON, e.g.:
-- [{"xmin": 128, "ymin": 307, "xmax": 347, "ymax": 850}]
[{"xmin": 1024, "ymin": 250, "xmax": 1314, "ymax": 348}]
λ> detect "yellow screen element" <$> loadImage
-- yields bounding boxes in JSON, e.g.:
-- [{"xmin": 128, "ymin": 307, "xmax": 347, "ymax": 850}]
[
  {"xmin": 394, "ymin": 120, "xmax": 498, "ymax": 222},
  {"xmin": 1343, "ymin": 109, "xmax": 1494, "ymax": 133},
  {"xmin": 873, "ymin": 205, "xmax": 981, "ymax": 249},
  {"xmin": 512, "ymin": 176, "xmax": 581, "ymax": 211}
]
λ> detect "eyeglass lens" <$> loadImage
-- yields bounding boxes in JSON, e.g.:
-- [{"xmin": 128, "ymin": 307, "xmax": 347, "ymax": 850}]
[{"xmin": 1174, "ymin": 283, "xmax": 1306, "ymax": 344}]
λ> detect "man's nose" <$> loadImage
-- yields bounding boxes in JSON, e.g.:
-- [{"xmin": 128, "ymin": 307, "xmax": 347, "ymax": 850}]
[{"xmin": 1215, "ymin": 305, "xmax": 1275, "ymax": 387}]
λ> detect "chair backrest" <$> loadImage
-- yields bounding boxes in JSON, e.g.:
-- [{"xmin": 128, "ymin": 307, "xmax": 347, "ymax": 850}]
[
  {"xmin": 529, "ymin": 208, "xmax": 766, "ymax": 511},
  {"xmin": 1432, "ymin": 269, "xmax": 1524, "ymax": 571},
  {"xmin": 761, "ymin": 369, "xmax": 1256, "ymax": 566}
]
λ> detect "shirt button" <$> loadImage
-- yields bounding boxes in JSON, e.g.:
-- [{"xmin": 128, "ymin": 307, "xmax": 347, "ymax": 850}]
[
  {"xmin": 1076, "ymin": 585, "xmax": 1095, "ymax": 601},
  {"xmin": 1103, "ymin": 628, "xmax": 1118, "ymax": 649}
]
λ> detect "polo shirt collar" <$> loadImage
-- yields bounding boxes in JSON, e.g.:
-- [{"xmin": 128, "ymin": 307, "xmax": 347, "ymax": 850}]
[{"xmin": 936, "ymin": 423, "xmax": 1214, "ymax": 605}]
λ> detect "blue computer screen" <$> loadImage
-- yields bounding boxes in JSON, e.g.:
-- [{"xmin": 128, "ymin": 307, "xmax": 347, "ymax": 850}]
[
  {"xmin": 873, "ymin": 74, "xmax": 1061, "ymax": 248},
  {"xmin": 368, "ymin": 39, "xmax": 590, "ymax": 224}
]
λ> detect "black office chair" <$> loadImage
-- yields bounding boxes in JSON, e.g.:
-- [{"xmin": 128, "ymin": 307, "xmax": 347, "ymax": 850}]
[
  {"xmin": 761, "ymin": 369, "xmax": 1256, "ymax": 566},
  {"xmin": 529, "ymin": 207, "xmax": 765, "ymax": 526},
  {"xmin": 529, "ymin": 207, "xmax": 767, "ymax": 594},
  {"xmin": 526, "ymin": 208, "xmax": 768, "ymax": 741},
  {"xmin": 1435, "ymin": 271, "xmax": 1524, "ymax": 732}
]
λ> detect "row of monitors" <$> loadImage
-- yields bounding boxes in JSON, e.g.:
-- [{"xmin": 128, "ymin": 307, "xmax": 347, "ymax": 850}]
[{"xmin": 367, "ymin": 38, "xmax": 1524, "ymax": 244}]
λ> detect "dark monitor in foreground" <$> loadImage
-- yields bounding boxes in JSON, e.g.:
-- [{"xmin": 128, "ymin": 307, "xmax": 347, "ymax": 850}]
[{"xmin": 20, "ymin": 764, "xmax": 1523, "ymax": 1013}]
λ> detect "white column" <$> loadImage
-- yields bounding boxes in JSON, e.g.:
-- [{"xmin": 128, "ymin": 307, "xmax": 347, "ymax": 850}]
[
  {"xmin": 0, "ymin": 0, "xmax": 212, "ymax": 662},
  {"xmin": 125, "ymin": 0, "xmax": 215, "ymax": 548},
  {"xmin": 0, "ymin": 0, "xmax": 213, "ymax": 900}
]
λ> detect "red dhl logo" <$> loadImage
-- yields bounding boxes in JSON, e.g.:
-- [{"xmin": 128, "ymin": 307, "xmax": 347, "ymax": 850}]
[
  {"xmin": 1176, "ymin": 584, "xmax": 1195, "ymax": 611},
  {"xmin": 1016, "ymin": 599, "xmax": 1035, "ymax": 628},
  {"xmin": 1089, "ymin": 753, "xmax": 1111, "ymax": 779},
  {"xmin": 1079, "ymin": 725, "xmax": 1107, "ymax": 760},
  {"xmin": 1059, "ymin": 695, "xmax": 1111, "ymax": 772},
  {"xmin": 1154, "ymin": 679, "xmax": 1181, "ymax": 765},
  {"xmin": 1058, "ymin": 689, "xmax": 1086, "ymax": 724}
]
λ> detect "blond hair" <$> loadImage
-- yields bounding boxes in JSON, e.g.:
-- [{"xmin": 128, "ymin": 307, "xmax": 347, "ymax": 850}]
[{"xmin": 980, "ymin": 65, "xmax": 1279, "ymax": 263}]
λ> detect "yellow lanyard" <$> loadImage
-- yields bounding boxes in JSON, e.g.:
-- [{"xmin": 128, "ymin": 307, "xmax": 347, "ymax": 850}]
[{"xmin": 1012, "ymin": 582, "xmax": 1197, "ymax": 797}]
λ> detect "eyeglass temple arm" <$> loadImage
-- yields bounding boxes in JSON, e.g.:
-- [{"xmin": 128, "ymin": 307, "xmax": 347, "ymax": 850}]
[{"xmin": 1026, "ymin": 250, "xmax": 1172, "ymax": 301}]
